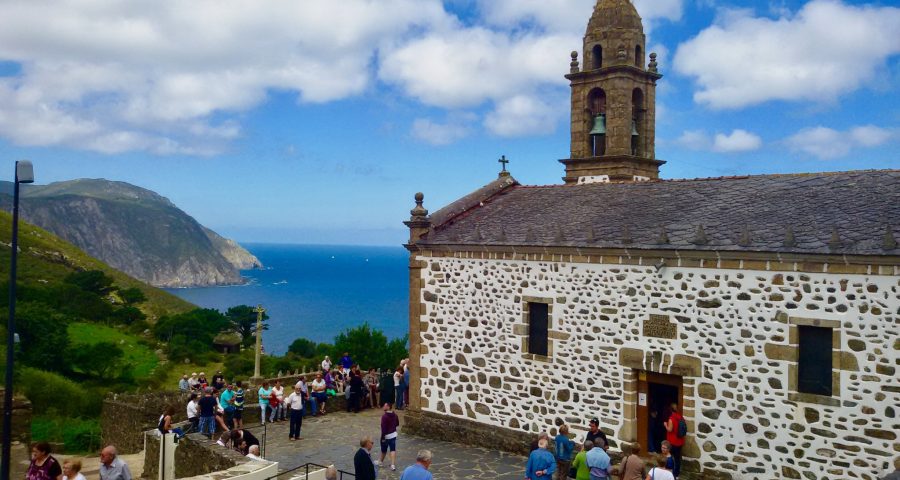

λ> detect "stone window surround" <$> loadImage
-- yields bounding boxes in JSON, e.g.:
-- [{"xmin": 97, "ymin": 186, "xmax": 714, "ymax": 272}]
[
  {"xmin": 512, "ymin": 296, "xmax": 570, "ymax": 362},
  {"xmin": 765, "ymin": 316, "xmax": 859, "ymax": 407}
]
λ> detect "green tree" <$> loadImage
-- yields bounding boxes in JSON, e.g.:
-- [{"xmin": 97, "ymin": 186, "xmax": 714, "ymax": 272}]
[
  {"xmin": 154, "ymin": 308, "xmax": 231, "ymax": 347},
  {"xmin": 64, "ymin": 270, "xmax": 117, "ymax": 296},
  {"xmin": 67, "ymin": 342, "xmax": 126, "ymax": 378},
  {"xmin": 226, "ymin": 305, "xmax": 269, "ymax": 347},
  {"xmin": 331, "ymin": 323, "xmax": 409, "ymax": 370},
  {"xmin": 118, "ymin": 287, "xmax": 147, "ymax": 306},
  {"xmin": 13, "ymin": 302, "xmax": 70, "ymax": 370},
  {"xmin": 287, "ymin": 338, "xmax": 318, "ymax": 358}
]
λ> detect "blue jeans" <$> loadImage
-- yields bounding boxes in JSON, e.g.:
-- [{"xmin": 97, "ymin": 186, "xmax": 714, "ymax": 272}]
[
  {"xmin": 199, "ymin": 416, "xmax": 215, "ymax": 436},
  {"xmin": 308, "ymin": 396, "xmax": 317, "ymax": 416},
  {"xmin": 394, "ymin": 386, "xmax": 403, "ymax": 409}
]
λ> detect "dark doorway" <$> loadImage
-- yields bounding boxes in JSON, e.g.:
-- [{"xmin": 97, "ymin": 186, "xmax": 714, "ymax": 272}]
[{"xmin": 636, "ymin": 371, "xmax": 683, "ymax": 456}]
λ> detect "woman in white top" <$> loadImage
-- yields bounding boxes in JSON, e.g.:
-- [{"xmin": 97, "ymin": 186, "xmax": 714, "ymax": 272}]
[
  {"xmin": 321, "ymin": 356, "xmax": 332, "ymax": 372},
  {"xmin": 271, "ymin": 381, "xmax": 286, "ymax": 422},
  {"xmin": 645, "ymin": 457, "xmax": 675, "ymax": 480},
  {"xmin": 62, "ymin": 459, "xmax": 86, "ymax": 480}
]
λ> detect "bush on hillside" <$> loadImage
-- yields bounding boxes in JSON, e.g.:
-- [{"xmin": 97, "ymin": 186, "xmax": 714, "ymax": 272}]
[
  {"xmin": 14, "ymin": 302, "xmax": 70, "ymax": 370},
  {"xmin": 331, "ymin": 323, "xmax": 408, "ymax": 370},
  {"xmin": 64, "ymin": 270, "xmax": 117, "ymax": 296},
  {"xmin": 67, "ymin": 341, "xmax": 126, "ymax": 378},
  {"xmin": 32, "ymin": 416, "xmax": 101, "ymax": 454},
  {"xmin": 154, "ymin": 308, "xmax": 231, "ymax": 346},
  {"xmin": 17, "ymin": 367, "xmax": 101, "ymax": 417}
]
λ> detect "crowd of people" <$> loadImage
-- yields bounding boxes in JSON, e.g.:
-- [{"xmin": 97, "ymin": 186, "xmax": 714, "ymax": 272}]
[{"xmin": 25, "ymin": 444, "xmax": 133, "ymax": 480}]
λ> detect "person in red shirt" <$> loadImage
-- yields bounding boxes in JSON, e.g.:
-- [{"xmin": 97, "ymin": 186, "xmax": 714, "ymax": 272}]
[{"xmin": 664, "ymin": 402, "xmax": 685, "ymax": 479}]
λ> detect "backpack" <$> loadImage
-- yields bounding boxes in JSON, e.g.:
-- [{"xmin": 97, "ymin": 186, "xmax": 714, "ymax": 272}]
[{"xmin": 676, "ymin": 417, "xmax": 687, "ymax": 438}]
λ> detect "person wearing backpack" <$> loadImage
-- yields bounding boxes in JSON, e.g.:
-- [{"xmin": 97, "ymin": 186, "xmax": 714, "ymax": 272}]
[
  {"xmin": 663, "ymin": 402, "xmax": 685, "ymax": 479},
  {"xmin": 644, "ymin": 456, "xmax": 675, "ymax": 480}
]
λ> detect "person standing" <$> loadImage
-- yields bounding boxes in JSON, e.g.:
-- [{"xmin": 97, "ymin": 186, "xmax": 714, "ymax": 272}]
[
  {"xmin": 365, "ymin": 368, "xmax": 379, "ymax": 408},
  {"xmin": 378, "ymin": 402, "xmax": 400, "ymax": 472},
  {"xmin": 664, "ymin": 402, "xmax": 685, "ymax": 479},
  {"xmin": 354, "ymin": 436, "xmax": 377, "ymax": 480},
  {"xmin": 399, "ymin": 450, "xmax": 433, "ymax": 480},
  {"xmin": 286, "ymin": 385, "xmax": 305, "ymax": 440},
  {"xmin": 61, "ymin": 460, "xmax": 85, "ymax": 480},
  {"xmin": 554, "ymin": 425, "xmax": 575, "ymax": 480},
  {"xmin": 585, "ymin": 418, "xmax": 608, "ymax": 450},
  {"xmin": 272, "ymin": 380, "xmax": 286, "ymax": 422},
  {"xmin": 340, "ymin": 352, "xmax": 353, "ymax": 374},
  {"xmin": 321, "ymin": 356, "xmax": 332, "ymax": 372},
  {"xmin": 586, "ymin": 437, "xmax": 613, "ymax": 479},
  {"xmin": 219, "ymin": 383, "xmax": 236, "ymax": 429},
  {"xmin": 233, "ymin": 381, "xmax": 245, "ymax": 429},
  {"xmin": 348, "ymin": 370, "xmax": 364, "ymax": 413},
  {"xmin": 198, "ymin": 388, "xmax": 218, "ymax": 438},
  {"xmin": 525, "ymin": 438, "xmax": 556, "ymax": 480},
  {"xmin": 257, "ymin": 381, "xmax": 272, "ymax": 425},
  {"xmin": 393, "ymin": 367, "xmax": 404, "ymax": 410},
  {"xmin": 644, "ymin": 457, "xmax": 675, "ymax": 480},
  {"xmin": 617, "ymin": 443, "xmax": 646, "ymax": 480},
  {"xmin": 27, "ymin": 442, "xmax": 62, "ymax": 480},
  {"xmin": 99, "ymin": 446, "xmax": 133, "ymax": 480},
  {"xmin": 402, "ymin": 359, "xmax": 410, "ymax": 407},
  {"xmin": 571, "ymin": 441, "xmax": 593, "ymax": 480}
]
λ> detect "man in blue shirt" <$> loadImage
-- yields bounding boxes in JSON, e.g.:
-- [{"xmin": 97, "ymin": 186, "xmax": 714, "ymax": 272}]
[
  {"xmin": 340, "ymin": 352, "xmax": 353, "ymax": 373},
  {"xmin": 585, "ymin": 441, "xmax": 612, "ymax": 479},
  {"xmin": 555, "ymin": 425, "xmax": 575, "ymax": 480},
  {"xmin": 525, "ymin": 438, "xmax": 556, "ymax": 479},
  {"xmin": 399, "ymin": 449, "xmax": 433, "ymax": 480}
]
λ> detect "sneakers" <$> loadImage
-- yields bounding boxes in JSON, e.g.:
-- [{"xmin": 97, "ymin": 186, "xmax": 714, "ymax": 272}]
[
  {"xmin": 216, "ymin": 440, "xmax": 225, "ymax": 447},
  {"xmin": 390, "ymin": 465, "xmax": 396, "ymax": 471},
  {"xmin": 374, "ymin": 460, "xmax": 382, "ymax": 467}
]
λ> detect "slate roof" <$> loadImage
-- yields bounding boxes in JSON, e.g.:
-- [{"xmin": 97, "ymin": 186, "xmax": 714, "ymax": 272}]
[{"xmin": 419, "ymin": 170, "xmax": 900, "ymax": 256}]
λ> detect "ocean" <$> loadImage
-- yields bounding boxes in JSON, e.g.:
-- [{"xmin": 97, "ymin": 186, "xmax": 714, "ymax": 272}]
[{"xmin": 165, "ymin": 243, "xmax": 410, "ymax": 355}]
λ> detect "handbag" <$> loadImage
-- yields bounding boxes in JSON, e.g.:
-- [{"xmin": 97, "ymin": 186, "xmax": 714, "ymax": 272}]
[{"xmin": 568, "ymin": 466, "xmax": 577, "ymax": 479}]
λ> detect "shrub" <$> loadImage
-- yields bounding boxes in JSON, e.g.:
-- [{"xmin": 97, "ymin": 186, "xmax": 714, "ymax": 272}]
[
  {"xmin": 32, "ymin": 416, "xmax": 101, "ymax": 454},
  {"xmin": 17, "ymin": 367, "xmax": 101, "ymax": 417}
]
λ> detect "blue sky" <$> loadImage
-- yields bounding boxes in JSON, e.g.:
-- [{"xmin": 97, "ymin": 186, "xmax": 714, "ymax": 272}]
[{"xmin": 0, "ymin": 0, "xmax": 897, "ymax": 246}]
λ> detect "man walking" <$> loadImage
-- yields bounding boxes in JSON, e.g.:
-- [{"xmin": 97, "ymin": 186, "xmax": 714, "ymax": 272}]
[
  {"xmin": 99, "ymin": 446, "xmax": 132, "ymax": 480},
  {"xmin": 198, "ymin": 387, "xmax": 218, "ymax": 438},
  {"xmin": 399, "ymin": 450, "xmax": 433, "ymax": 480},
  {"xmin": 286, "ymin": 385, "xmax": 305, "ymax": 441},
  {"xmin": 378, "ymin": 402, "xmax": 400, "ymax": 472},
  {"xmin": 354, "ymin": 436, "xmax": 377, "ymax": 480}
]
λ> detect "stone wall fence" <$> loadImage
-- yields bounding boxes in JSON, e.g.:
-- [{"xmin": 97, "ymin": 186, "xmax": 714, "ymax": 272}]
[
  {"xmin": 143, "ymin": 429, "xmax": 277, "ymax": 480},
  {"xmin": 0, "ymin": 389, "xmax": 32, "ymax": 445}
]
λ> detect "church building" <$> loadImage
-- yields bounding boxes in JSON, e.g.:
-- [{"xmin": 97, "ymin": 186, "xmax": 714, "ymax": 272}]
[{"xmin": 402, "ymin": 1, "xmax": 899, "ymax": 479}]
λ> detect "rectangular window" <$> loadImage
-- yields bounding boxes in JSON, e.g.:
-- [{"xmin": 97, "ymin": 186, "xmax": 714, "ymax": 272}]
[
  {"xmin": 798, "ymin": 326, "xmax": 833, "ymax": 396},
  {"xmin": 528, "ymin": 302, "xmax": 549, "ymax": 357}
]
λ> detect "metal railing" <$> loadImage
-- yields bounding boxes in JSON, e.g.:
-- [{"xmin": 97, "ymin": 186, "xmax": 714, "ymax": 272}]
[{"xmin": 265, "ymin": 463, "xmax": 355, "ymax": 480}]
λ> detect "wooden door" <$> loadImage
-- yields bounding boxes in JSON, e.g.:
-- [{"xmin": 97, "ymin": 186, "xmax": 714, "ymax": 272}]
[{"xmin": 636, "ymin": 371, "xmax": 683, "ymax": 456}]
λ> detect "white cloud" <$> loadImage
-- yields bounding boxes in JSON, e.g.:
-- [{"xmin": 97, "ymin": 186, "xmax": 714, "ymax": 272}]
[
  {"xmin": 484, "ymin": 95, "xmax": 563, "ymax": 137},
  {"xmin": 713, "ymin": 129, "xmax": 762, "ymax": 152},
  {"xmin": 411, "ymin": 114, "xmax": 476, "ymax": 146},
  {"xmin": 676, "ymin": 128, "xmax": 762, "ymax": 153},
  {"xmin": 477, "ymin": 0, "xmax": 683, "ymax": 32},
  {"xmin": 785, "ymin": 125, "xmax": 895, "ymax": 159},
  {"xmin": 0, "ymin": 0, "xmax": 452, "ymax": 154},
  {"xmin": 673, "ymin": 0, "xmax": 900, "ymax": 109}
]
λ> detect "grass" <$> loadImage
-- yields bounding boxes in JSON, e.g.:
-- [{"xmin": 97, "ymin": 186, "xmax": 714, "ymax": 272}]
[
  {"xmin": 68, "ymin": 322, "xmax": 159, "ymax": 379},
  {"xmin": 31, "ymin": 415, "xmax": 102, "ymax": 454}
]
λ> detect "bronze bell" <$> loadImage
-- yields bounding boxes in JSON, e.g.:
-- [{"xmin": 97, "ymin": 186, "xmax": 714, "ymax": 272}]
[
  {"xmin": 590, "ymin": 114, "xmax": 607, "ymax": 135},
  {"xmin": 631, "ymin": 119, "xmax": 639, "ymax": 136}
]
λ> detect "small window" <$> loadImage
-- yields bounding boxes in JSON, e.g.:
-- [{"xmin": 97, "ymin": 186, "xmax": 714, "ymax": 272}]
[
  {"xmin": 528, "ymin": 302, "xmax": 549, "ymax": 357},
  {"xmin": 798, "ymin": 326, "xmax": 833, "ymax": 396},
  {"xmin": 635, "ymin": 45, "xmax": 642, "ymax": 68},
  {"xmin": 592, "ymin": 45, "xmax": 603, "ymax": 69}
]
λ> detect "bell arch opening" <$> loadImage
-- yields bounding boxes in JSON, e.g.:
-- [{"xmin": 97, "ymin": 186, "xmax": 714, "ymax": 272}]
[
  {"xmin": 592, "ymin": 44, "xmax": 603, "ymax": 69},
  {"xmin": 588, "ymin": 88, "xmax": 607, "ymax": 156},
  {"xmin": 632, "ymin": 88, "xmax": 644, "ymax": 156}
]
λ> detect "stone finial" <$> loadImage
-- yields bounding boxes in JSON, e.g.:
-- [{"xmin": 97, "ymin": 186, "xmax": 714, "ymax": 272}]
[
  {"xmin": 656, "ymin": 227, "xmax": 669, "ymax": 245},
  {"xmin": 828, "ymin": 227, "xmax": 842, "ymax": 250},
  {"xmin": 622, "ymin": 225, "xmax": 633, "ymax": 244},
  {"xmin": 472, "ymin": 225, "xmax": 483, "ymax": 242},
  {"xmin": 648, "ymin": 52, "xmax": 658, "ymax": 73},
  {"xmin": 554, "ymin": 226, "xmax": 566, "ymax": 243},
  {"xmin": 783, "ymin": 226, "xmax": 796, "ymax": 247},
  {"xmin": 570, "ymin": 51, "xmax": 580, "ymax": 74},
  {"xmin": 690, "ymin": 225, "xmax": 709, "ymax": 245},
  {"xmin": 884, "ymin": 224, "xmax": 897, "ymax": 250},
  {"xmin": 525, "ymin": 227, "xmax": 536, "ymax": 243},
  {"xmin": 410, "ymin": 192, "xmax": 428, "ymax": 220},
  {"xmin": 587, "ymin": 225, "xmax": 597, "ymax": 243},
  {"xmin": 738, "ymin": 225, "xmax": 752, "ymax": 247}
]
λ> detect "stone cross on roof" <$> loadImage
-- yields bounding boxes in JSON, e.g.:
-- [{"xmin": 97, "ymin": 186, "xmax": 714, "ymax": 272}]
[{"xmin": 498, "ymin": 155, "xmax": 510, "ymax": 177}]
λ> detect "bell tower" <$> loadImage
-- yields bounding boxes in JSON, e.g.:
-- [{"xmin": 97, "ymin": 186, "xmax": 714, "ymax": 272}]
[{"xmin": 560, "ymin": 0, "xmax": 665, "ymax": 184}]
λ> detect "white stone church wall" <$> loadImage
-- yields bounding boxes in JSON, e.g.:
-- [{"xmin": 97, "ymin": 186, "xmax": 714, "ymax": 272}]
[{"xmin": 416, "ymin": 255, "xmax": 899, "ymax": 480}]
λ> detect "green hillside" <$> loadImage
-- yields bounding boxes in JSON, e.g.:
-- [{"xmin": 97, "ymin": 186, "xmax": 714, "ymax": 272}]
[{"xmin": 0, "ymin": 210, "xmax": 194, "ymax": 319}]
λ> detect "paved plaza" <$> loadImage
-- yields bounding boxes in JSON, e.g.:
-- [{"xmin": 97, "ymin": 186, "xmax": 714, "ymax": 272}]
[{"xmin": 254, "ymin": 408, "xmax": 527, "ymax": 479}]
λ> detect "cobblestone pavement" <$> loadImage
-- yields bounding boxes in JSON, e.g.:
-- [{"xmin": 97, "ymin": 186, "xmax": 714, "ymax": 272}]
[{"xmin": 253, "ymin": 408, "xmax": 526, "ymax": 479}]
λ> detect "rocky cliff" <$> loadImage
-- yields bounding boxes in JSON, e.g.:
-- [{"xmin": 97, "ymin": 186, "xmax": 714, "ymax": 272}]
[{"xmin": 0, "ymin": 179, "xmax": 262, "ymax": 288}]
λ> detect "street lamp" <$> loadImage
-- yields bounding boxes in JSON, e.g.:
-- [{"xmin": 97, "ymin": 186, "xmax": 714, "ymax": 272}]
[{"xmin": 2, "ymin": 160, "xmax": 33, "ymax": 480}]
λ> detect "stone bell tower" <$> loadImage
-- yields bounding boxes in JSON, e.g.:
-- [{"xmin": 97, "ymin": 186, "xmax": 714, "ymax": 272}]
[{"xmin": 560, "ymin": 0, "xmax": 665, "ymax": 184}]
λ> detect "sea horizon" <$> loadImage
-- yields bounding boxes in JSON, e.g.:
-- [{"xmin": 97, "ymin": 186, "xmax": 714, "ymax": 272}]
[{"xmin": 165, "ymin": 243, "xmax": 410, "ymax": 355}]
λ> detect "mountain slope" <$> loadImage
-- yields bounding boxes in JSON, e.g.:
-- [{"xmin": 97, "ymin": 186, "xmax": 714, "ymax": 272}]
[
  {"xmin": 0, "ymin": 179, "xmax": 261, "ymax": 287},
  {"xmin": 0, "ymin": 210, "xmax": 194, "ymax": 319}
]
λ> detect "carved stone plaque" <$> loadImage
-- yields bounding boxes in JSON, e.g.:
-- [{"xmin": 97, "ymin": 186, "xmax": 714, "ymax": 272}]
[{"xmin": 643, "ymin": 314, "xmax": 677, "ymax": 339}]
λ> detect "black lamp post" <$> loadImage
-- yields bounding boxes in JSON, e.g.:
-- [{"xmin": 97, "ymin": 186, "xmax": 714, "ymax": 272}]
[{"xmin": 2, "ymin": 160, "xmax": 33, "ymax": 480}]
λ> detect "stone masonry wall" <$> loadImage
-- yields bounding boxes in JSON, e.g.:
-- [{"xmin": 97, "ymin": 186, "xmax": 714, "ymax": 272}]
[
  {"xmin": 144, "ymin": 431, "xmax": 248, "ymax": 479},
  {"xmin": 0, "ymin": 390, "xmax": 32, "ymax": 444},
  {"xmin": 415, "ymin": 255, "xmax": 899, "ymax": 480}
]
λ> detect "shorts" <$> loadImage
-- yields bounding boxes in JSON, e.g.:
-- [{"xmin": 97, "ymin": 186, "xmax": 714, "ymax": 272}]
[
  {"xmin": 380, "ymin": 437, "xmax": 397, "ymax": 453},
  {"xmin": 233, "ymin": 408, "xmax": 243, "ymax": 419}
]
